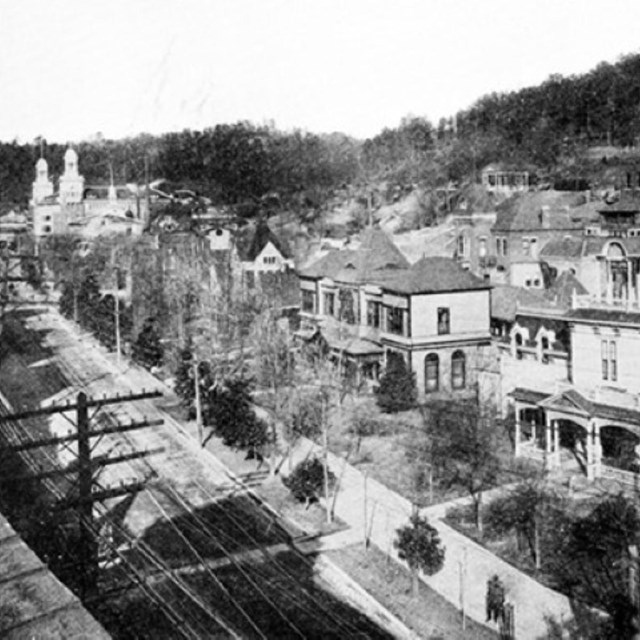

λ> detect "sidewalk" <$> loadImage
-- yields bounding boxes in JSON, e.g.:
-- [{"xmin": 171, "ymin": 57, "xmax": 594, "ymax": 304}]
[
  {"xmin": 35, "ymin": 307, "xmax": 574, "ymax": 639},
  {"xmin": 285, "ymin": 438, "xmax": 575, "ymax": 640}
]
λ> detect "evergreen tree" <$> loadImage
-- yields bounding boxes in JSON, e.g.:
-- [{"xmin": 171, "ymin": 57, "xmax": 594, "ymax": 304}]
[
  {"xmin": 59, "ymin": 280, "xmax": 76, "ymax": 320},
  {"xmin": 77, "ymin": 273, "xmax": 101, "ymax": 332},
  {"xmin": 132, "ymin": 318, "xmax": 163, "ymax": 370},
  {"xmin": 284, "ymin": 457, "xmax": 336, "ymax": 508},
  {"xmin": 207, "ymin": 378, "xmax": 268, "ymax": 458},
  {"xmin": 375, "ymin": 353, "xmax": 417, "ymax": 413},
  {"xmin": 394, "ymin": 513, "xmax": 445, "ymax": 597}
]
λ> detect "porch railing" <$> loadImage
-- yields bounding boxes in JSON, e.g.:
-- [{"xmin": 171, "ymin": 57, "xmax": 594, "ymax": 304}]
[
  {"xmin": 600, "ymin": 464, "xmax": 640, "ymax": 489},
  {"xmin": 573, "ymin": 292, "xmax": 640, "ymax": 312},
  {"xmin": 518, "ymin": 441, "xmax": 546, "ymax": 462}
]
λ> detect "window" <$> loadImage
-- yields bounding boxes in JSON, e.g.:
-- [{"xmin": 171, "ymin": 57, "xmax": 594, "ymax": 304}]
[
  {"xmin": 541, "ymin": 336, "xmax": 550, "ymax": 364},
  {"xmin": 323, "ymin": 292, "xmax": 335, "ymax": 317},
  {"xmin": 515, "ymin": 333, "xmax": 523, "ymax": 360},
  {"xmin": 366, "ymin": 300, "xmax": 381, "ymax": 328},
  {"xmin": 457, "ymin": 234, "xmax": 467, "ymax": 256},
  {"xmin": 478, "ymin": 237, "xmax": 487, "ymax": 257},
  {"xmin": 437, "ymin": 307, "xmax": 450, "ymax": 335},
  {"xmin": 451, "ymin": 350, "xmax": 466, "ymax": 389},
  {"xmin": 387, "ymin": 306, "xmax": 404, "ymax": 335},
  {"xmin": 530, "ymin": 237, "xmax": 538, "ymax": 258},
  {"xmin": 602, "ymin": 339, "xmax": 618, "ymax": 381},
  {"xmin": 301, "ymin": 290, "xmax": 316, "ymax": 313},
  {"xmin": 610, "ymin": 340, "xmax": 617, "ymax": 381},
  {"xmin": 425, "ymin": 354, "xmax": 439, "ymax": 392},
  {"xmin": 263, "ymin": 256, "xmax": 276, "ymax": 265},
  {"xmin": 496, "ymin": 237, "xmax": 509, "ymax": 257},
  {"xmin": 522, "ymin": 238, "xmax": 530, "ymax": 256}
]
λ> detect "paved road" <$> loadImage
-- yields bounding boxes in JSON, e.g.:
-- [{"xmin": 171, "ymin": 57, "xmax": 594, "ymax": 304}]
[{"xmin": 5, "ymin": 305, "xmax": 414, "ymax": 640}]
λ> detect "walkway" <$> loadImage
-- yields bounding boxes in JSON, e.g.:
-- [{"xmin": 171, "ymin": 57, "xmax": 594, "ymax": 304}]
[{"xmin": 285, "ymin": 439, "xmax": 575, "ymax": 640}]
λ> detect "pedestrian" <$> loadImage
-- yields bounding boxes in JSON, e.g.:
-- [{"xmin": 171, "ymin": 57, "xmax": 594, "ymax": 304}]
[{"xmin": 486, "ymin": 575, "xmax": 505, "ymax": 623}]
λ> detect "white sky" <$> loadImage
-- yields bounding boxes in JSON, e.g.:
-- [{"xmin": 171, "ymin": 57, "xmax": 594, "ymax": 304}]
[{"xmin": 1, "ymin": 0, "xmax": 640, "ymax": 143}]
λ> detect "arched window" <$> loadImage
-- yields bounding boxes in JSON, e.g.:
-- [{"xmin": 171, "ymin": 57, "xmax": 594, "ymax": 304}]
[
  {"xmin": 451, "ymin": 350, "xmax": 466, "ymax": 389},
  {"xmin": 514, "ymin": 332, "xmax": 523, "ymax": 360},
  {"xmin": 425, "ymin": 354, "xmax": 439, "ymax": 392},
  {"xmin": 540, "ymin": 335, "xmax": 550, "ymax": 364}
]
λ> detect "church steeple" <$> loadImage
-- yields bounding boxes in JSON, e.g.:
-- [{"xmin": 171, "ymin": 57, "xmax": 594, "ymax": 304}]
[
  {"xmin": 31, "ymin": 156, "xmax": 53, "ymax": 205},
  {"xmin": 59, "ymin": 146, "xmax": 84, "ymax": 204}
]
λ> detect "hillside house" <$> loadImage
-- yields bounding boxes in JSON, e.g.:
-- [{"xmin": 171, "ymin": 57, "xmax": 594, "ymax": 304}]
[
  {"xmin": 481, "ymin": 163, "xmax": 530, "ymax": 194},
  {"xmin": 490, "ymin": 191, "xmax": 594, "ymax": 287}
]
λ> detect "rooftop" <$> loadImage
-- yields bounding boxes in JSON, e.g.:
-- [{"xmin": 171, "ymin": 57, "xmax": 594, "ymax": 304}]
[
  {"xmin": 379, "ymin": 256, "xmax": 490, "ymax": 295},
  {"xmin": 0, "ymin": 513, "xmax": 109, "ymax": 639},
  {"xmin": 492, "ymin": 191, "xmax": 590, "ymax": 232},
  {"xmin": 298, "ymin": 227, "xmax": 410, "ymax": 283}
]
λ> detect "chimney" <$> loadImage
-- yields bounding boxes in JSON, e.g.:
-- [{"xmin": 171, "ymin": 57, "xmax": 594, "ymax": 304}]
[{"xmin": 541, "ymin": 205, "xmax": 551, "ymax": 229}]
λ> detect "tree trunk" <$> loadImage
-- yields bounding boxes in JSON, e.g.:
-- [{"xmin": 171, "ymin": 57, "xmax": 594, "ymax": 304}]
[
  {"xmin": 475, "ymin": 491, "xmax": 483, "ymax": 535},
  {"xmin": 322, "ymin": 399, "xmax": 332, "ymax": 524}
]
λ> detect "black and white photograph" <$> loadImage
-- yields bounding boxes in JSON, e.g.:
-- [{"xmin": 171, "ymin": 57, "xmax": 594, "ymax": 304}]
[{"xmin": 2, "ymin": 1, "xmax": 640, "ymax": 638}]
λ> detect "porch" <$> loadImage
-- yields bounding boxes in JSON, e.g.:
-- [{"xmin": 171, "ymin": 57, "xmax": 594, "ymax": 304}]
[{"xmin": 511, "ymin": 387, "xmax": 640, "ymax": 486}]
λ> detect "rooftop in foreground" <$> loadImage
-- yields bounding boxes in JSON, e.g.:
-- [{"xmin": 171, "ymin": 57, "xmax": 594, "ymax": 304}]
[{"xmin": 0, "ymin": 512, "xmax": 110, "ymax": 640}]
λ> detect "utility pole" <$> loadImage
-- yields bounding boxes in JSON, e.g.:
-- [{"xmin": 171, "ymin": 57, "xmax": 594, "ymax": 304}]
[
  {"xmin": 193, "ymin": 362, "xmax": 203, "ymax": 446},
  {"xmin": 0, "ymin": 389, "xmax": 164, "ymax": 598},
  {"xmin": 76, "ymin": 391, "xmax": 97, "ymax": 598}
]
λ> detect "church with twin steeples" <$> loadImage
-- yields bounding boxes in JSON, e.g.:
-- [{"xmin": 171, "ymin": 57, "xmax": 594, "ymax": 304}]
[{"xmin": 31, "ymin": 147, "xmax": 147, "ymax": 240}]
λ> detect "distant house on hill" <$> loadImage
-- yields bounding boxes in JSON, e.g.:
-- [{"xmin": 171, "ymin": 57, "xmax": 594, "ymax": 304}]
[
  {"xmin": 491, "ymin": 190, "xmax": 593, "ymax": 288},
  {"xmin": 481, "ymin": 163, "xmax": 530, "ymax": 194},
  {"xmin": 297, "ymin": 227, "xmax": 492, "ymax": 398},
  {"xmin": 235, "ymin": 219, "xmax": 294, "ymax": 273}
]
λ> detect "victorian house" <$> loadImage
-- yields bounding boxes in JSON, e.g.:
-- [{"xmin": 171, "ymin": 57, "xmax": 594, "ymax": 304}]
[
  {"xmin": 298, "ymin": 228, "xmax": 492, "ymax": 399},
  {"xmin": 505, "ymin": 193, "xmax": 640, "ymax": 485}
]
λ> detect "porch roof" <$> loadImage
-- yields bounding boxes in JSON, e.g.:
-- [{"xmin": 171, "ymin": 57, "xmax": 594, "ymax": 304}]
[{"xmin": 511, "ymin": 387, "xmax": 640, "ymax": 426}]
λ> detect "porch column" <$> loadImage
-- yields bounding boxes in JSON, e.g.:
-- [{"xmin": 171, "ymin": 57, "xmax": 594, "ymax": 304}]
[
  {"xmin": 531, "ymin": 419, "xmax": 537, "ymax": 445},
  {"xmin": 553, "ymin": 420, "xmax": 561, "ymax": 467},
  {"xmin": 586, "ymin": 421, "xmax": 595, "ymax": 481},
  {"xmin": 545, "ymin": 414, "xmax": 552, "ymax": 470},
  {"xmin": 514, "ymin": 407, "xmax": 521, "ymax": 457},
  {"xmin": 593, "ymin": 422, "xmax": 602, "ymax": 478}
]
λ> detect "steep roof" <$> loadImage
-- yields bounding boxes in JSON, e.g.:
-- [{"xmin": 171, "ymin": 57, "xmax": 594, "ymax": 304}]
[
  {"xmin": 380, "ymin": 256, "xmax": 489, "ymax": 295},
  {"xmin": 491, "ymin": 285, "xmax": 552, "ymax": 322},
  {"xmin": 493, "ymin": 191, "xmax": 589, "ymax": 232},
  {"xmin": 539, "ymin": 236, "xmax": 584, "ymax": 259},
  {"xmin": 545, "ymin": 270, "xmax": 589, "ymax": 306},
  {"xmin": 298, "ymin": 228, "xmax": 409, "ymax": 283},
  {"xmin": 236, "ymin": 219, "xmax": 291, "ymax": 262}
]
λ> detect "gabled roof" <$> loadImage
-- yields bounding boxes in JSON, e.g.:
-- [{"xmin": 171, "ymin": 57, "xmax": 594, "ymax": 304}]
[
  {"xmin": 492, "ymin": 191, "xmax": 589, "ymax": 232},
  {"xmin": 491, "ymin": 285, "xmax": 552, "ymax": 322},
  {"xmin": 539, "ymin": 388, "xmax": 593, "ymax": 416},
  {"xmin": 236, "ymin": 219, "xmax": 291, "ymax": 262},
  {"xmin": 539, "ymin": 236, "xmax": 584, "ymax": 259},
  {"xmin": 545, "ymin": 271, "xmax": 588, "ymax": 307},
  {"xmin": 298, "ymin": 228, "xmax": 409, "ymax": 283},
  {"xmin": 379, "ymin": 256, "xmax": 489, "ymax": 295}
]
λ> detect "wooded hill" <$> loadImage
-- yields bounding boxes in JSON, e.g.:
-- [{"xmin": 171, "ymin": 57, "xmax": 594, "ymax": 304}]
[{"xmin": 2, "ymin": 52, "xmax": 640, "ymax": 212}]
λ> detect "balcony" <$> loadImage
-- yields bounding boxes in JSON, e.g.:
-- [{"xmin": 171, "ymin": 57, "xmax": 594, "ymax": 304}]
[{"xmin": 572, "ymin": 291, "xmax": 640, "ymax": 313}]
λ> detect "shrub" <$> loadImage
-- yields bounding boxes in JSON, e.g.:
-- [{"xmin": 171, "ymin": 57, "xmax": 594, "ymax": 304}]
[
  {"xmin": 284, "ymin": 457, "xmax": 335, "ymax": 507},
  {"xmin": 376, "ymin": 354, "xmax": 417, "ymax": 413}
]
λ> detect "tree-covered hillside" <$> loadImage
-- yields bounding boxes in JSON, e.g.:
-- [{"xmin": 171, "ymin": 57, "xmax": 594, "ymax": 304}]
[{"xmin": 3, "ymin": 52, "xmax": 640, "ymax": 212}]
